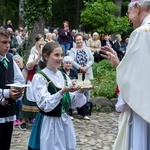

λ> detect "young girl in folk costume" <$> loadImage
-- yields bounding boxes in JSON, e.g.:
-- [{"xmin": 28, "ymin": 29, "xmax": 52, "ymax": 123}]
[{"xmin": 28, "ymin": 42, "xmax": 86, "ymax": 150}]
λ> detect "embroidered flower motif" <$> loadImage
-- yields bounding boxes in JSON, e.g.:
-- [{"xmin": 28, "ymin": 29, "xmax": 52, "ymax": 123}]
[{"xmin": 140, "ymin": 24, "xmax": 150, "ymax": 32}]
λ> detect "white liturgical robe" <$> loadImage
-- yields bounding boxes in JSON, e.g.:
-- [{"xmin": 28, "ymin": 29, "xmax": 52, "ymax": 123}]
[{"xmin": 113, "ymin": 14, "xmax": 150, "ymax": 150}]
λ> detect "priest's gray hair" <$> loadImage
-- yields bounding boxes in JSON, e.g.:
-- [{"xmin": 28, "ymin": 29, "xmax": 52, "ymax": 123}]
[{"xmin": 129, "ymin": 0, "xmax": 150, "ymax": 10}]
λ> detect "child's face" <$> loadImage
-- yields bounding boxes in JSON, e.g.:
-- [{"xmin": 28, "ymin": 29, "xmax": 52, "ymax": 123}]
[
  {"xmin": 46, "ymin": 47, "xmax": 63, "ymax": 70},
  {"xmin": 0, "ymin": 36, "xmax": 10, "ymax": 56}
]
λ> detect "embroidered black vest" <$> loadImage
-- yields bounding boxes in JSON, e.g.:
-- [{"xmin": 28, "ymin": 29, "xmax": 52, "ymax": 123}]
[
  {"xmin": 38, "ymin": 71, "xmax": 71, "ymax": 117},
  {"xmin": 0, "ymin": 54, "xmax": 16, "ymax": 117}
]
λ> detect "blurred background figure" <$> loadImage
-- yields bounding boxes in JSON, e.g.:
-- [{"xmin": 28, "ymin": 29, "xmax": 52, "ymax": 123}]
[
  {"xmin": 44, "ymin": 28, "xmax": 49, "ymax": 40},
  {"xmin": 7, "ymin": 27, "xmax": 19, "ymax": 56},
  {"xmin": 87, "ymin": 32, "xmax": 101, "ymax": 63},
  {"xmin": 51, "ymin": 32, "xmax": 57, "ymax": 42},
  {"xmin": 76, "ymin": 24, "xmax": 86, "ymax": 35},
  {"xmin": 84, "ymin": 33, "xmax": 89, "ymax": 46},
  {"xmin": 20, "ymin": 34, "xmax": 46, "ymax": 131},
  {"xmin": 3, "ymin": 20, "xmax": 14, "ymax": 31},
  {"xmin": 52, "ymin": 29, "xmax": 59, "ymax": 40},
  {"xmin": 45, "ymin": 33, "xmax": 54, "ymax": 43},
  {"xmin": 58, "ymin": 21, "xmax": 71, "ymax": 55},
  {"xmin": 124, "ymin": 37, "xmax": 129, "ymax": 49},
  {"xmin": 101, "ymin": 33, "xmax": 114, "ymax": 48},
  {"xmin": 70, "ymin": 29, "xmax": 76, "ymax": 49},
  {"xmin": 13, "ymin": 55, "xmax": 24, "ymax": 127},
  {"xmin": 113, "ymin": 34, "xmax": 126, "ymax": 61},
  {"xmin": 60, "ymin": 56, "xmax": 78, "ymax": 120},
  {"xmin": 69, "ymin": 34, "xmax": 94, "ymax": 120}
]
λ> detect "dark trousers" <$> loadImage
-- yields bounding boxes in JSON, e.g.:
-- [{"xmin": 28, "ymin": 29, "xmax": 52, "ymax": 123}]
[
  {"xmin": 0, "ymin": 121, "xmax": 13, "ymax": 150},
  {"xmin": 77, "ymin": 104, "xmax": 86, "ymax": 117},
  {"xmin": 69, "ymin": 108, "xmax": 73, "ymax": 116}
]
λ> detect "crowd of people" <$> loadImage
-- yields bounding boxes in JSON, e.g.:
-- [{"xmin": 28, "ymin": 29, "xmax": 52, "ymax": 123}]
[
  {"xmin": 0, "ymin": 0, "xmax": 150, "ymax": 149},
  {"xmin": 0, "ymin": 19, "xmax": 129, "ymax": 127}
]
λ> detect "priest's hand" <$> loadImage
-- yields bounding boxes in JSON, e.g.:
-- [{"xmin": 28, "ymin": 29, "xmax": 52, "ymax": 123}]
[{"xmin": 101, "ymin": 46, "xmax": 120, "ymax": 67}]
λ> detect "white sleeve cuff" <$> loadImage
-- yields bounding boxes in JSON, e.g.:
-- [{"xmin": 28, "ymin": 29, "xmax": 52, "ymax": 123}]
[{"xmin": 3, "ymin": 89, "xmax": 10, "ymax": 98}]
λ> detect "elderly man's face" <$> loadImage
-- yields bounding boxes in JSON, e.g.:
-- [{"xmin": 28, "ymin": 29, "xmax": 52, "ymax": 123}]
[{"xmin": 127, "ymin": 3, "xmax": 141, "ymax": 29}]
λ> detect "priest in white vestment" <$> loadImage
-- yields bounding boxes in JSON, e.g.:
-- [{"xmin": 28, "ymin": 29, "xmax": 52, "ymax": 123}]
[{"xmin": 101, "ymin": 0, "xmax": 150, "ymax": 149}]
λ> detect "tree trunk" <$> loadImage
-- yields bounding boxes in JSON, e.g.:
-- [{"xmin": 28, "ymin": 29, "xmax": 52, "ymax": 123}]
[
  {"xmin": 114, "ymin": 0, "xmax": 123, "ymax": 17},
  {"xmin": 0, "ymin": 0, "xmax": 5, "ymax": 25},
  {"xmin": 111, "ymin": 0, "xmax": 123, "ymax": 41},
  {"xmin": 75, "ymin": 0, "xmax": 83, "ymax": 29},
  {"xmin": 19, "ymin": 0, "xmax": 24, "ymax": 27},
  {"xmin": 26, "ymin": 17, "xmax": 45, "ymax": 60}
]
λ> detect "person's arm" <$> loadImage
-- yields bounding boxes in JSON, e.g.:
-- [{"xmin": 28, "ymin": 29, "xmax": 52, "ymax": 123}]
[
  {"xmin": 58, "ymin": 28, "xmax": 69, "ymax": 37},
  {"xmin": 59, "ymin": 75, "xmax": 86, "ymax": 108},
  {"xmin": 69, "ymin": 48, "xmax": 81, "ymax": 70},
  {"xmin": 26, "ymin": 54, "xmax": 41, "ymax": 70},
  {"xmin": 32, "ymin": 73, "xmax": 84, "ymax": 112},
  {"xmin": 32, "ymin": 74, "xmax": 64, "ymax": 112},
  {"xmin": 26, "ymin": 46, "xmax": 41, "ymax": 70},
  {"xmin": 3, "ymin": 60, "xmax": 24, "ymax": 100},
  {"xmin": 85, "ymin": 47, "xmax": 94, "ymax": 69}
]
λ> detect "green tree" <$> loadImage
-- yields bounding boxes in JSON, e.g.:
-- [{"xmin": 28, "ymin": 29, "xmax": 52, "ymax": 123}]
[
  {"xmin": 80, "ymin": 0, "xmax": 130, "ymax": 33},
  {"xmin": 19, "ymin": 0, "xmax": 24, "ymax": 27},
  {"xmin": 0, "ymin": 0, "xmax": 19, "ymax": 29},
  {"xmin": 51, "ymin": 0, "xmax": 84, "ymax": 29},
  {"xmin": 91, "ymin": 60, "xmax": 116, "ymax": 99},
  {"xmin": 24, "ymin": 0, "xmax": 52, "ymax": 59}
]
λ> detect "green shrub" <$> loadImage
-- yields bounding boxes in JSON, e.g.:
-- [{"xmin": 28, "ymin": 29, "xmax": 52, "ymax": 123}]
[{"xmin": 91, "ymin": 60, "xmax": 117, "ymax": 99}]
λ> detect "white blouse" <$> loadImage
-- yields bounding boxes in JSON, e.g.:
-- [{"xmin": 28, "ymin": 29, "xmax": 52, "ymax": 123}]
[{"xmin": 32, "ymin": 67, "xmax": 86, "ymax": 112}]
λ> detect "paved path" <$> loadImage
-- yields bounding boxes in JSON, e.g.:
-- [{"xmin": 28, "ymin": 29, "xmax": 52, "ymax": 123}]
[{"xmin": 11, "ymin": 112, "xmax": 119, "ymax": 150}]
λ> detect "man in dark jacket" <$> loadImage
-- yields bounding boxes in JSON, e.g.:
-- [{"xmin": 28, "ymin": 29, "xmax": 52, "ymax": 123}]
[{"xmin": 113, "ymin": 34, "xmax": 126, "ymax": 61}]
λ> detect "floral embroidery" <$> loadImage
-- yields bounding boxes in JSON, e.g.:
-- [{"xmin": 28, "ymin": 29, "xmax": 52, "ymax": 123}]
[{"xmin": 139, "ymin": 24, "xmax": 150, "ymax": 32}]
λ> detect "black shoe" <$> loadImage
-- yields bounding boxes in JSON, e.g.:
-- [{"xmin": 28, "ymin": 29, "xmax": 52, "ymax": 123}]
[{"xmin": 19, "ymin": 123, "xmax": 28, "ymax": 131}]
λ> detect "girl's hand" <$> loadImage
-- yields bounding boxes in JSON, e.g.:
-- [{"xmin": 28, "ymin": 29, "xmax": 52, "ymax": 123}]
[{"xmin": 60, "ymin": 86, "xmax": 82, "ymax": 94}]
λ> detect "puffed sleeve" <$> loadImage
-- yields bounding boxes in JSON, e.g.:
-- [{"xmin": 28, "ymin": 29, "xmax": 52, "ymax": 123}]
[{"xmin": 32, "ymin": 74, "xmax": 63, "ymax": 112}]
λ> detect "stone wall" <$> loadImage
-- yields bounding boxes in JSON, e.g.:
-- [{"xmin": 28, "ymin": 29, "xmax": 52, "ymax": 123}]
[{"xmin": 90, "ymin": 97, "xmax": 118, "ymax": 112}]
